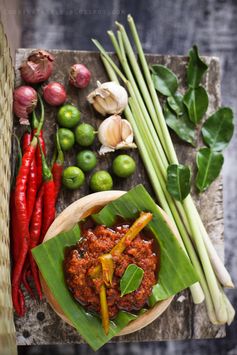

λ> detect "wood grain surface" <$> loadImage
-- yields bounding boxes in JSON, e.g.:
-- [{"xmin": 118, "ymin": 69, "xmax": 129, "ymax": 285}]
[{"xmin": 14, "ymin": 48, "xmax": 225, "ymax": 346}]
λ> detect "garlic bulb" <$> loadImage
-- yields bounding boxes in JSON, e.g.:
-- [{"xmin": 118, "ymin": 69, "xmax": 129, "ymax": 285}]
[
  {"xmin": 87, "ymin": 81, "xmax": 128, "ymax": 116},
  {"xmin": 98, "ymin": 115, "xmax": 137, "ymax": 155}
]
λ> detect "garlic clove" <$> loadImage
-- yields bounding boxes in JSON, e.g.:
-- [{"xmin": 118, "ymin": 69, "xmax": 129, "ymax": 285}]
[
  {"xmin": 93, "ymin": 96, "xmax": 108, "ymax": 116},
  {"xmin": 98, "ymin": 114, "xmax": 136, "ymax": 155},
  {"xmin": 121, "ymin": 119, "xmax": 134, "ymax": 144},
  {"xmin": 99, "ymin": 145, "xmax": 115, "ymax": 155},
  {"xmin": 98, "ymin": 115, "xmax": 121, "ymax": 148},
  {"xmin": 116, "ymin": 142, "xmax": 137, "ymax": 150}
]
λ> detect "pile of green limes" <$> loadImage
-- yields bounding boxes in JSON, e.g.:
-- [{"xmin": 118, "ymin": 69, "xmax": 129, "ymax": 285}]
[{"xmin": 58, "ymin": 104, "xmax": 137, "ymax": 191}]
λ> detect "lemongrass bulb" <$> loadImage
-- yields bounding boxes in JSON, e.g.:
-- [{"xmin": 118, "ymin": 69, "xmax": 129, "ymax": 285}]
[{"xmin": 87, "ymin": 81, "xmax": 128, "ymax": 116}]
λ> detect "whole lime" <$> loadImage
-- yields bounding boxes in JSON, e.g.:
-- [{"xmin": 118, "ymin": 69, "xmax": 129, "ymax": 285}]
[
  {"xmin": 62, "ymin": 166, "xmax": 85, "ymax": 190},
  {"xmin": 75, "ymin": 123, "xmax": 95, "ymax": 147},
  {"xmin": 76, "ymin": 150, "xmax": 97, "ymax": 172},
  {"xmin": 58, "ymin": 128, "xmax": 75, "ymax": 151},
  {"xmin": 112, "ymin": 155, "xmax": 136, "ymax": 178},
  {"xmin": 57, "ymin": 104, "xmax": 80, "ymax": 128},
  {"xmin": 90, "ymin": 170, "xmax": 113, "ymax": 192}
]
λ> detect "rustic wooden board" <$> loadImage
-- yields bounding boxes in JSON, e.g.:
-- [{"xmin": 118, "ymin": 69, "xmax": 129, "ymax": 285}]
[{"xmin": 14, "ymin": 49, "xmax": 225, "ymax": 346}]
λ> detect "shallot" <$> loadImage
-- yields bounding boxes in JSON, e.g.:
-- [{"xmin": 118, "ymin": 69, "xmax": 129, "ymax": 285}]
[
  {"xmin": 43, "ymin": 82, "xmax": 66, "ymax": 106},
  {"xmin": 13, "ymin": 86, "xmax": 38, "ymax": 125},
  {"xmin": 69, "ymin": 64, "xmax": 91, "ymax": 88},
  {"xmin": 20, "ymin": 49, "xmax": 54, "ymax": 84}
]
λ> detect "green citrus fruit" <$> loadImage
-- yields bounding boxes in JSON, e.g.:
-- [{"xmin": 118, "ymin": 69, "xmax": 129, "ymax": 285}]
[
  {"xmin": 112, "ymin": 155, "xmax": 136, "ymax": 178},
  {"xmin": 57, "ymin": 104, "xmax": 80, "ymax": 128},
  {"xmin": 62, "ymin": 166, "xmax": 85, "ymax": 190},
  {"xmin": 75, "ymin": 123, "xmax": 95, "ymax": 146},
  {"xmin": 58, "ymin": 128, "xmax": 75, "ymax": 151},
  {"xmin": 76, "ymin": 150, "xmax": 97, "ymax": 172},
  {"xmin": 90, "ymin": 170, "xmax": 113, "ymax": 192}
]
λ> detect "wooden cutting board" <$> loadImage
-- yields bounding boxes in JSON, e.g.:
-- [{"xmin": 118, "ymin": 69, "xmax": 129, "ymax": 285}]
[{"xmin": 13, "ymin": 49, "xmax": 225, "ymax": 345}]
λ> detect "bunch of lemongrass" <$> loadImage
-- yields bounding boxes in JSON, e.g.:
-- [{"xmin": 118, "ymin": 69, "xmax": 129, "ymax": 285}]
[{"xmin": 92, "ymin": 14, "xmax": 235, "ymax": 325}]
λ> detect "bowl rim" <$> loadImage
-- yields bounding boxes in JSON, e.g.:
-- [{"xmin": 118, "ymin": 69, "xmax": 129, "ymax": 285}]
[{"xmin": 41, "ymin": 190, "xmax": 176, "ymax": 336}]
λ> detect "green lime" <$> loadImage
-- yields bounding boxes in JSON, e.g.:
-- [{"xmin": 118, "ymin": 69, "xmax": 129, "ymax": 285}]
[
  {"xmin": 57, "ymin": 104, "xmax": 80, "ymax": 128},
  {"xmin": 112, "ymin": 154, "xmax": 136, "ymax": 178},
  {"xmin": 58, "ymin": 128, "xmax": 75, "ymax": 151},
  {"xmin": 62, "ymin": 166, "xmax": 85, "ymax": 190},
  {"xmin": 75, "ymin": 123, "xmax": 95, "ymax": 147},
  {"xmin": 76, "ymin": 150, "xmax": 97, "ymax": 172},
  {"xmin": 90, "ymin": 170, "xmax": 113, "ymax": 192}
]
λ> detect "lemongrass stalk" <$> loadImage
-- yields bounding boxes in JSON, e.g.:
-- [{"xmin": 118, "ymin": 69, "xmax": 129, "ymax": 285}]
[
  {"xmin": 127, "ymin": 15, "xmax": 234, "ymax": 289},
  {"xmin": 183, "ymin": 197, "xmax": 227, "ymax": 323},
  {"xmin": 115, "ymin": 21, "xmax": 172, "ymax": 163},
  {"xmin": 100, "ymin": 55, "xmax": 173, "ymax": 216},
  {"xmin": 127, "ymin": 14, "xmax": 178, "ymax": 164},
  {"xmin": 108, "ymin": 29, "xmax": 200, "ymax": 248},
  {"xmin": 92, "ymin": 39, "xmax": 128, "ymax": 84},
  {"xmin": 101, "ymin": 54, "xmax": 168, "ymax": 211},
  {"xmin": 98, "ymin": 34, "xmax": 232, "ymax": 324},
  {"xmin": 129, "ymin": 96, "xmax": 206, "ymax": 303},
  {"xmin": 107, "ymin": 30, "xmax": 168, "ymax": 169},
  {"xmin": 222, "ymin": 292, "xmax": 235, "ymax": 325},
  {"xmin": 101, "ymin": 51, "xmax": 206, "ymax": 305},
  {"xmin": 100, "ymin": 54, "xmax": 221, "ymax": 316},
  {"xmin": 216, "ymin": 280, "xmax": 235, "ymax": 324},
  {"xmin": 189, "ymin": 198, "xmax": 234, "ymax": 288}
]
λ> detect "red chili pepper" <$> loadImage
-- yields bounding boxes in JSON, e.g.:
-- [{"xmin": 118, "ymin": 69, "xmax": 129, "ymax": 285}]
[
  {"xmin": 22, "ymin": 261, "xmax": 35, "ymax": 299},
  {"xmin": 39, "ymin": 142, "xmax": 56, "ymax": 243},
  {"xmin": 29, "ymin": 186, "xmax": 44, "ymax": 299},
  {"xmin": 32, "ymin": 111, "xmax": 46, "ymax": 191},
  {"xmin": 11, "ymin": 96, "xmax": 44, "ymax": 316},
  {"xmin": 36, "ymin": 131, "xmax": 46, "ymax": 190},
  {"xmin": 18, "ymin": 289, "xmax": 26, "ymax": 317},
  {"xmin": 26, "ymin": 151, "xmax": 37, "ymax": 221},
  {"xmin": 52, "ymin": 129, "xmax": 64, "ymax": 202},
  {"xmin": 21, "ymin": 131, "xmax": 31, "ymax": 153},
  {"xmin": 21, "ymin": 130, "xmax": 38, "ymax": 222},
  {"xmin": 12, "ymin": 144, "xmax": 35, "ymax": 315},
  {"xmin": 19, "ymin": 131, "xmax": 37, "ymax": 298}
]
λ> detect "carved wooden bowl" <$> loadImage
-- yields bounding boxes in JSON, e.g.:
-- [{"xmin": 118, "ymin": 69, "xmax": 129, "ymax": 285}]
[{"xmin": 41, "ymin": 191, "xmax": 176, "ymax": 336}]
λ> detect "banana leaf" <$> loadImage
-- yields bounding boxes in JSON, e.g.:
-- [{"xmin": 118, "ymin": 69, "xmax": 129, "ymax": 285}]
[
  {"xmin": 92, "ymin": 185, "xmax": 198, "ymax": 305},
  {"xmin": 32, "ymin": 224, "xmax": 137, "ymax": 350},
  {"xmin": 32, "ymin": 184, "xmax": 198, "ymax": 350}
]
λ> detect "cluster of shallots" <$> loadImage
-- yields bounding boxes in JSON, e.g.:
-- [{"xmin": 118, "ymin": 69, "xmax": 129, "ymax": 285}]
[
  {"xmin": 87, "ymin": 81, "xmax": 136, "ymax": 154},
  {"xmin": 13, "ymin": 49, "xmax": 91, "ymax": 124}
]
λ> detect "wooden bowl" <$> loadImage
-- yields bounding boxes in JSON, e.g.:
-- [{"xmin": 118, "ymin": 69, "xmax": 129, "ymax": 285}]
[{"xmin": 41, "ymin": 191, "xmax": 177, "ymax": 336}]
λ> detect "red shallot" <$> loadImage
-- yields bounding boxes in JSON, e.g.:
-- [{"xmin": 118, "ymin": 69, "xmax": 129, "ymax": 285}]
[
  {"xmin": 43, "ymin": 82, "xmax": 66, "ymax": 106},
  {"xmin": 13, "ymin": 86, "xmax": 38, "ymax": 125},
  {"xmin": 20, "ymin": 49, "xmax": 54, "ymax": 84},
  {"xmin": 69, "ymin": 64, "xmax": 91, "ymax": 88}
]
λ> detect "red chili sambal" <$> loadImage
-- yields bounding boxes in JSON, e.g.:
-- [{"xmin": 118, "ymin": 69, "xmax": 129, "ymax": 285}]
[{"xmin": 64, "ymin": 221, "xmax": 158, "ymax": 318}]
